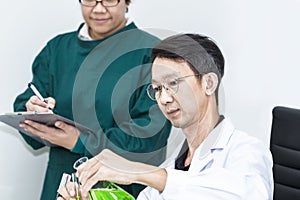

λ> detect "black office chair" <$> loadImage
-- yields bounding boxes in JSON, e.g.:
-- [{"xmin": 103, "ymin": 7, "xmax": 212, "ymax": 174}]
[{"xmin": 270, "ymin": 106, "xmax": 300, "ymax": 200}]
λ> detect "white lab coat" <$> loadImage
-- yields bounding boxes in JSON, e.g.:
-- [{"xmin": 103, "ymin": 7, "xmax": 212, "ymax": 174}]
[{"xmin": 137, "ymin": 119, "xmax": 274, "ymax": 200}]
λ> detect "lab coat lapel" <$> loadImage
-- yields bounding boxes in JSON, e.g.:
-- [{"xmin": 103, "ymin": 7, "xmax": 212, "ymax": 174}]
[
  {"xmin": 189, "ymin": 119, "xmax": 234, "ymax": 172},
  {"xmin": 190, "ymin": 149, "xmax": 214, "ymax": 172}
]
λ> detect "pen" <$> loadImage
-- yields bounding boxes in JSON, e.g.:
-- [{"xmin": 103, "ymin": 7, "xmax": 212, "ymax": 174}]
[{"xmin": 28, "ymin": 82, "xmax": 48, "ymax": 104}]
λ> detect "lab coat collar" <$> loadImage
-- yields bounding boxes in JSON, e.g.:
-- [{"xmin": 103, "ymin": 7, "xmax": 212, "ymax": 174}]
[{"xmin": 189, "ymin": 118, "xmax": 235, "ymax": 171}]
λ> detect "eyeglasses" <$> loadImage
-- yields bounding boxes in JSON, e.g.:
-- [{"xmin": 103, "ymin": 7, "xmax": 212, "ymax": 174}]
[
  {"xmin": 147, "ymin": 74, "xmax": 201, "ymax": 101},
  {"xmin": 79, "ymin": 0, "xmax": 120, "ymax": 7}
]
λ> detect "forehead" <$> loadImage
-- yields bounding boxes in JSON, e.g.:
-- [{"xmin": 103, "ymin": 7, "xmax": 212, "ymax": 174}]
[{"xmin": 152, "ymin": 58, "xmax": 193, "ymax": 81}]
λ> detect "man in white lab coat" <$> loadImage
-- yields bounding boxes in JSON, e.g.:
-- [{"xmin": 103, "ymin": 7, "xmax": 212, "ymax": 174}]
[{"xmin": 58, "ymin": 33, "xmax": 274, "ymax": 200}]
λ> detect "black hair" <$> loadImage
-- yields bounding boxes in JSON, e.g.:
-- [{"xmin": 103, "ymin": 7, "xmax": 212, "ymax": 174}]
[{"xmin": 151, "ymin": 33, "xmax": 225, "ymax": 103}]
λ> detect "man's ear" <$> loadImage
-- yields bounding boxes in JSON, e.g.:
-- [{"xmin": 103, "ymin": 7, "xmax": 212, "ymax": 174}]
[{"xmin": 203, "ymin": 73, "xmax": 219, "ymax": 96}]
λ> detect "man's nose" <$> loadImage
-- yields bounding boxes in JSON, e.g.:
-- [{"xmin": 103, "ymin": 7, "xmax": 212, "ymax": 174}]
[
  {"xmin": 93, "ymin": 1, "xmax": 107, "ymax": 12},
  {"xmin": 159, "ymin": 87, "xmax": 173, "ymax": 105}
]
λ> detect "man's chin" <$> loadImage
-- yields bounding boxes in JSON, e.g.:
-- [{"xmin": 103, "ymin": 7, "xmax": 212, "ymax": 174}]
[{"xmin": 170, "ymin": 120, "xmax": 183, "ymax": 128}]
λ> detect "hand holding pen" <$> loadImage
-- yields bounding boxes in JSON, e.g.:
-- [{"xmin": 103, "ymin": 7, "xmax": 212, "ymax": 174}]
[{"xmin": 27, "ymin": 82, "xmax": 55, "ymax": 112}]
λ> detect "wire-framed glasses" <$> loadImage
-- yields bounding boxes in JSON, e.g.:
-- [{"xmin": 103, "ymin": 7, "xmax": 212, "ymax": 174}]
[
  {"xmin": 147, "ymin": 74, "xmax": 201, "ymax": 101},
  {"xmin": 79, "ymin": 0, "xmax": 120, "ymax": 7}
]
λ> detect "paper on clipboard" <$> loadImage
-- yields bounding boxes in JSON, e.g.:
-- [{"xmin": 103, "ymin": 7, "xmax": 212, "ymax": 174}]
[{"xmin": 0, "ymin": 111, "xmax": 93, "ymax": 147}]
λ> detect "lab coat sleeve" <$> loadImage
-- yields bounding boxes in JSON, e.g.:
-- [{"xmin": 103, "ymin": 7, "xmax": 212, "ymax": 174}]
[{"xmin": 137, "ymin": 186, "xmax": 161, "ymax": 200}]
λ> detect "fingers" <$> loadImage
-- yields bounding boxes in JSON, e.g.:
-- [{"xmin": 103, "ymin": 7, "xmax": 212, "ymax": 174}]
[
  {"xmin": 19, "ymin": 119, "xmax": 79, "ymax": 149},
  {"xmin": 80, "ymin": 171, "xmax": 101, "ymax": 197},
  {"xmin": 26, "ymin": 96, "xmax": 55, "ymax": 112},
  {"xmin": 57, "ymin": 181, "xmax": 76, "ymax": 200},
  {"xmin": 81, "ymin": 193, "xmax": 90, "ymax": 200},
  {"xmin": 66, "ymin": 181, "xmax": 76, "ymax": 197},
  {"xmin": 58, "ymin": 177, "xmax": 91, "ymax": 200},
  {"xmin": 26, "ymin": 96, "xmax": 48, "ymax": 111},
  {"xmin": 78, "ymin": 159, "xmax": 98, "ymax": 185},
  {"xmin": 55, "ymin": 121, "xmax": 80, "ymax": 137},
  {"xmin": 54, "ymin": 121, "xmax": 80, "ymax": 149},
  {"xmin": 45, "ymin": 97, "xmax": 56, "ymax": 109},
  {"xmin": 77, "ymin": 158, "xmax": 103, "ymax": 195},
  {"xmin": 19, "ymin": 120, "xmax": 57, "ymax": 140}
]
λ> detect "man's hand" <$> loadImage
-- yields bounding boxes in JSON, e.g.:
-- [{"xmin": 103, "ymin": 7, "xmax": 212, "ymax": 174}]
[
  {"xmin": 19, "ymin": 120, "xmax": 80, "ymax": 150},
  {"xmin": 26, "ymin": 96, "xmax": 55, "ymax": 112}
]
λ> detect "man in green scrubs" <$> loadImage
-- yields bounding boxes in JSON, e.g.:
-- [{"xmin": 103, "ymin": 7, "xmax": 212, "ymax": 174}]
[{"xmin": 14, "ymin": 0, "xmax": 171, "ymax": 199}]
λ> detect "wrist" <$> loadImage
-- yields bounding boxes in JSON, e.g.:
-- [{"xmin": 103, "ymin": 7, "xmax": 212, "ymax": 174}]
[{"xmin": 135, "ymin": 168, "xmax": 167, "ymax": 192}]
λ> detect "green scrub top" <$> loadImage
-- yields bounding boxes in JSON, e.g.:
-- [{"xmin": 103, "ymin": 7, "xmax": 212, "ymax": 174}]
[{"xmin": 14, "ymin": 22, "xmax": 171, "ymax": 200}]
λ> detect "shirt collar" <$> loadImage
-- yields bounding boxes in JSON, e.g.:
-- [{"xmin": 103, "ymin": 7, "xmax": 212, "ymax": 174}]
[
  {"xmin": 78, "ymin": 18, "xmax": 132, "ymax": 41},
  {"xmin": 78, "ymin": 23, "xmax": 92, "ymax": 41}
]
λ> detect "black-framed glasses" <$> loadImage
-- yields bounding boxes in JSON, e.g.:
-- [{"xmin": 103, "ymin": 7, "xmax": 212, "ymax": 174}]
[
  {"xmin": 147, "ymin": 74, "xmax": 201, "ymax": 101},
  {"xmin": 79, "ymin": 0, "xmax": 120, "ymax": 7}
]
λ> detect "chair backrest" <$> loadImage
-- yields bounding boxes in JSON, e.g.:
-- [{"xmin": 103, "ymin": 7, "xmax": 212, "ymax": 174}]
[{"xmin": 270, "ymin": 106, "xmax": 300, "ymax": 199}]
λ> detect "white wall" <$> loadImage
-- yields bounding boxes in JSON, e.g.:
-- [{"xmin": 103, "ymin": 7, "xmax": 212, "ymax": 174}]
[
  {"xmin": 1, "ymin": 0, "xmax": 299, "ymax": 199},
  {"xmin": 0, "ymin": 1, "xmax": 82, "ymax": 199}
]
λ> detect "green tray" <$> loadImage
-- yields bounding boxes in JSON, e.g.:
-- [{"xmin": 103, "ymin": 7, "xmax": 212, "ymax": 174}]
[{"xmin": 88, "ymin": 181, "xmax": 135, "ymax": 200}]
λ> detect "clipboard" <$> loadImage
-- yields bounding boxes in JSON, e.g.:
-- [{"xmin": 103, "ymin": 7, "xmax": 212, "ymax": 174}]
[{"xmin": 0, "ymin": 111, "xmax": 93, "ymax": 147}]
